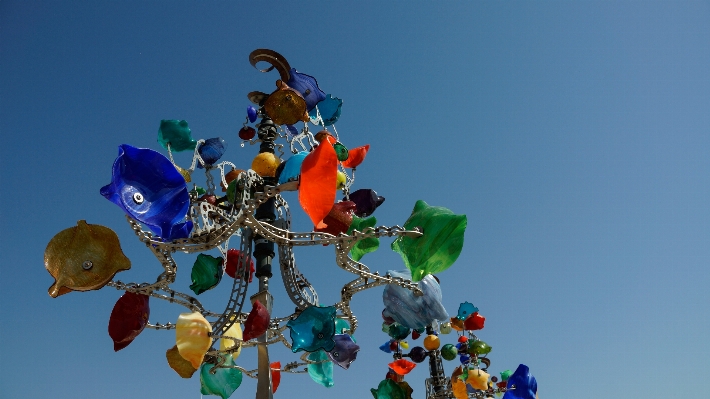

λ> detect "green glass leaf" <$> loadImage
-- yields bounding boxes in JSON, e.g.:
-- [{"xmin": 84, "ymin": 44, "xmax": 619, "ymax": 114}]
[
  {"xmin": 468, "ymin": 339, "xmax": 492, "ymax": 355},
  {"xmin": 347, "ymin": 215, "xmax": 379, "ymax": 262},
  {"xmin": 307, "ymin": 350, "xmax": 334, "ymax": 388},
  {"xmin": 199, "ymin": 355, "xmax": 243, "ymax": 399},
  {"xmin": 158, "ymin": 120, "xmax": 197, "ymax": 152},
  {"xmin": 190, "ymin": 254, "xmax": 223, "ymax": 295},
  {"xmin": 391, "ymin": 200, "xmax": 467, "ymax": 282}
]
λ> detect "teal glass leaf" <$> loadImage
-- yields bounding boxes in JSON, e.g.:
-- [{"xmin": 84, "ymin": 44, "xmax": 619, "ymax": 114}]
[
  {"xmin": 347, "ymin": 215, "xmax": 379, "ymax": 262},
  {"xmin": 158, "ymin": 120, "xmax": 197, "ymax": 152},
  {"xmin": 391, "ymin": 200, "xmax": 467, "ymax": 282},
  {"xmin": 189, "ymin": 254, "xmax": 223, "ymax": 295},
  {"xmin": 307, "ymin": 350, "xmax": 334, "ymax": 388},
  {"xmin": 199, "ymin": 355, "xmax": 243, "ymax": 399},
  {"xmin": 457, "ymin": 302, "xmax": 478, "ymax": 320},
  {"xmin": 287, "ymin": 306, "xmax": 336, "ymax": 352}
]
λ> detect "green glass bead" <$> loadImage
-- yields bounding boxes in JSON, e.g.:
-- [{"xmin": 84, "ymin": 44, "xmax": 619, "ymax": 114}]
[
  {"xmin": 500, "ymin": 369, "xmax": 513, "ymax": 382},
  {"xmin": 199, "ymin": 354, "xmax": 242, "ymax": 399},
  {"xmin": 333, "ymin": 142, "xmax": 349, "ymax": 162},
  {"xmin": 158, "ymin": 120, "xmax": 197, "ymax": 152},
  {"xmin": 371, "ymin": 379, "xmax": 406, "ymax": 399},
  {"xmin": 307, "ymin": 350, "xmax": 334, "ymax": 388},
  {"xmin": 190, "ymin": 186, "xmax": 207, "ymax": 197},
  {"xmin": 468, "ymin": 340, "xmax": 492, "ymax": 355},
  {"xmin": 189, "ymin": 254, "xmax": 223, "ymax": 295},
  {"xmin": 391, "ymin": 200, "xmax": 467, "ymax": 282},
  {"xmin": 441, "ymin": 343, "xmax": 458, "ymax": 361},
  {"xmin": 387, "ymin": 323, "xmax": 410, "ymax": 340},
  {"xmin": 347, "ymin": 215, "xmax": 380, "ymax": 261}
]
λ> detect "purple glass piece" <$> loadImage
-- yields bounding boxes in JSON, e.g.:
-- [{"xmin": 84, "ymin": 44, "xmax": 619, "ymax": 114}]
[
  {"xmin": 347, "ymin": 188, "xmax": 385, "ymax": 217},
  {"xmin": 197, "ymin": 137, "xmax": 227, "ymax": 167},
  {"xmin": 327, "ymin": 334, "xmax": 360, "ymax": 370},
  {"xmin": 408, "ymin": 346, "xmax": 428, "ymax": 363},
  {"xmin": 100, "ymin": 144, "xmax": 193, "ymax": 240},
  {"xmin": 247, "ymin": 106, "xmax": 258, "ymax": 123},
  {"xmin": 286, "ymin": 68, "xmax": 326, "ymax": 111}
]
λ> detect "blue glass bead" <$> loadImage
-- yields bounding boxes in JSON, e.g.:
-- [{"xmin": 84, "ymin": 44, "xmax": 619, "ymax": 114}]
[
  {"xmin": 247, "ymin": 106, "xmax": 258, "ymax": 123},
  {"xmin": 287, "ymin": 306, "xmax": 336, "ymax": 352},
  {"xmin": 100, "ymin": 144, "xmax": 193, "ymax": 240},
  {"xmin": 277, "ymin": 151, "xmax": 307, "ymax": 185},
  {"xmin": 457, "ymin": 302, "xmax": 479, "ymax": 320},
  {"xmin": 502, "ymin": 364, "xmax": 537, "ymax": 399},
  {"xmin": 408, "ymin": 346, "xmax": 427, "ymax": 363},
  {"xmin": 307, "ymin": 350, "xmax": 334, "ymax": 388},
  {"xmin": 197, "ymin": 137, "xmax": 227, "ymax": 167},
  {"xmin": 327, "ymin": 334, "xmax": 360, "ymax": 370},
  {"xmin": 308, "ymin": 94, "xmax": 343, "ymax": 126},
  {"xmin": 286, "ymin": 68, "xmax": 326, "ymax": 111},
  {"xmin": 382, "ymin": 270, "xmax": 448, "ymax": 330},
  {"xmin": 459, "ymin": 354, "xmax": 470, "ymax": 364}
]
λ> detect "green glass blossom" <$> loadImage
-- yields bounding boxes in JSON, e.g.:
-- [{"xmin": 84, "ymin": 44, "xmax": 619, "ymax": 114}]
[
  {"xmin": 371, "ymin": 379, "xmax": 406, "ymax": 399},
  {"xmin": 190, "ymin": 254, "xmax": 223, "ymax": 295},
  {"xmin": 287, "ymin": 306, "xmax": 336, "ymax": 352},
  {"xmin": 307, "ymin": 350, "xmax": 334, "ymax": 388},
  {"xmin": 391, "ymin": 200, "xmax": 467, "ymax": 281},
  {"xmin": 199, "ymin": 355, "xmax": 243, "ymax": 399},
  {"xmin": 158, "ymin": 120, "xmax": 197, "ymax": 152},
  {"xmin": 347, "ymin": 215, "xmax": 379, "ymax": 262}
]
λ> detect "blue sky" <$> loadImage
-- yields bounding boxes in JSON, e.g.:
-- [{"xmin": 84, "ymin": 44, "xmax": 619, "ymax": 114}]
[{"xmin": 1, "ymin": 1, "xmax": 709, "ymax": 398}]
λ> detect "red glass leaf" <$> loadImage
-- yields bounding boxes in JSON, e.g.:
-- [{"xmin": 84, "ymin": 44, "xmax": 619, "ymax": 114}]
[
  {"xmin": 270, "ymin": 361, "xmax": 281, "ymax": 393},
  {"xmin": 388, "ymin": 359, "xmax": 416, "ymax": 375},
  {"xmin": 108, "ymin": 291, "xmax": 149, "ymax": 351},
  {"xmin": 463, "ymin": 312, "xmax": 485, "ymax": 331},
  {"xmin": 242, "ymin": 300, "xmax": 270, "ymax": 341},
  {"xmin": 299, "ymin": 139, "xmax": 338, "ymax": 226},
  {"xmin": 341, "ymin": 144, "xmax": 369, "ymax": 169},
  {"xmin": 225, "ymin": 249, "xmax": 255, "ymax": 282},
  {"xmin": 314, "ymin": 201, "xmax": 356, "ymax": 236}
]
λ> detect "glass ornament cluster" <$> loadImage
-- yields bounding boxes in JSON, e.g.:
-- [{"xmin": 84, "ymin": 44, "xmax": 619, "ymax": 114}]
[{"xmin": 44, "ymin": 49, "xmax": 536, "ymax": 399}]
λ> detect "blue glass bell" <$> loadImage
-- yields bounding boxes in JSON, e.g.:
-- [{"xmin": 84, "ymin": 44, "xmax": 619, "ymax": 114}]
[
  {"xmin": 197, "ymin": 137, "xmax": 227, "ymax": 167},
  {"xmin": 502, "ymin": 364, "xmax": 537, "ymax": 399}
]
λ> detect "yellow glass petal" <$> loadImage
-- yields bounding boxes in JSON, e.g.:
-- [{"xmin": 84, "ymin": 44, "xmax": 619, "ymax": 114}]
[
  {"xmin": 166, "ymin": 345, "xmax": 197, "ymax": 378},
  {"xmin": 176, "ymin": 311, "xmax": 212, "ymax": 369},
  {"xmin": 219, "ymin": 321, "xmax": 243, "ymax": 359},
  {"xmin": 466, "ymin": 369, "xmax": 490, "ymax": 390},
  {"xmin": 175, "ymin": 164, "xmax": 191, "ymax": 183}
]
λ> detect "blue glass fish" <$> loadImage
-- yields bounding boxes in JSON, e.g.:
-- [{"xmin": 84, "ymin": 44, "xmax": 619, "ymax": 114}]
[
  {"xmin": 100, "ymin": 144, "xmax": 193, "ymax": 240},
  {"xmin": 287, "ymin": 68, "xmax": 326, "ymax": 111},
  {"xmin": 502, "ymin": 364, "xmax": 538, "ymax": 399},
  {"xmin": 382, "ymin": 270, "xmax": 448, "ymax": 330}
]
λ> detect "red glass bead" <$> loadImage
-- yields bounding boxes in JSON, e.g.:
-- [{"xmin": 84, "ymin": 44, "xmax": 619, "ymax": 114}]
[
  {"xmin": 239, "ymin": 126, "xmax": 256, "ymax": 140},
  {"xmin": 457, "ymin": 336, "xmax": 468, "ymax": 343},
  {"xmin": 464, "ymin": 312, "xmax": 485, "ymax": 331}
]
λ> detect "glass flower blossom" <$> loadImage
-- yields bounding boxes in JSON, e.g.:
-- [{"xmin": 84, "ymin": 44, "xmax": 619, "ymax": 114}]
[
  {"xmin": 287, "ymin": 68, "xmax": 326, "ymax": 111},
  {"xmin": 309, "ymin": 94, "xmax": 343, "ymax": 126},
  {"xmin": 166, "ymin": 345, "xmax": 197, "ymax": 378},
  {"xmin": 307, "ymin": 350, "xmax": 334, "ymax": 388},
  {"xmin": 371, "ymin": 379, "xmax": 407, "ymax": 399},
  {"xmin": 327, "ymin": 334, "xmax": 360, "ymax": 369},
  {"xmin": 200, "ymin": 354, "xmax": 243, "ymax": 399},
  {"xmin": 382, "ymin": 270, "xmax": 448, "ymax": 330},
  {"xmin": 100, "ymin": 144, "xmax": 193, "ymax": 240},
  {"xmin": 189, "ymin": 254, "xmax": 223, "ymax": 295},
  {"xmin": 287, "ymin": 305, "xmax": 336, "ymax": 352},
  {"xmin": 347, "ymin": 215, "xmax": 380, "ymax": 261}
]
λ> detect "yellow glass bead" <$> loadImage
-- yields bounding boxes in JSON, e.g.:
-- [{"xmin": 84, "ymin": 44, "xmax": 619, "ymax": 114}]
[
  {"xmin": 251, "ymin": 152, "xmax": 281, "ymax": 177},
  {"xmin": 423, "ymin": 334, "xmax": 440, "ymax": 350},
  {"xmin": 400, "ymin": 340, "xmax": 409, "ymax": 349},
  {"xmin": 175, "ymin": 311, "xmax": 212, "ymax": 369},
  {"xmin": 336, "ymin": 171, "xmax": 346, "ymax": 189},
  {"xmin": 219, "ymin": 320, "xmax": 243, "ymax": 359}
]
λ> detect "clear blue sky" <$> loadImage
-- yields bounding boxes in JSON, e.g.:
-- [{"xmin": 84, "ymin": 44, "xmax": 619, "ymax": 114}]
[{"xmin": 2, "ymin": 1, "xmax": 709, "ymax": 398}]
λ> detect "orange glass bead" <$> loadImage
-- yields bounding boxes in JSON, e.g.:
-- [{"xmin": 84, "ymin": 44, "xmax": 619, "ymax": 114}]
[{"xmin": 423, "ymin": 334, "xmax": 440, "ymax": 350}]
